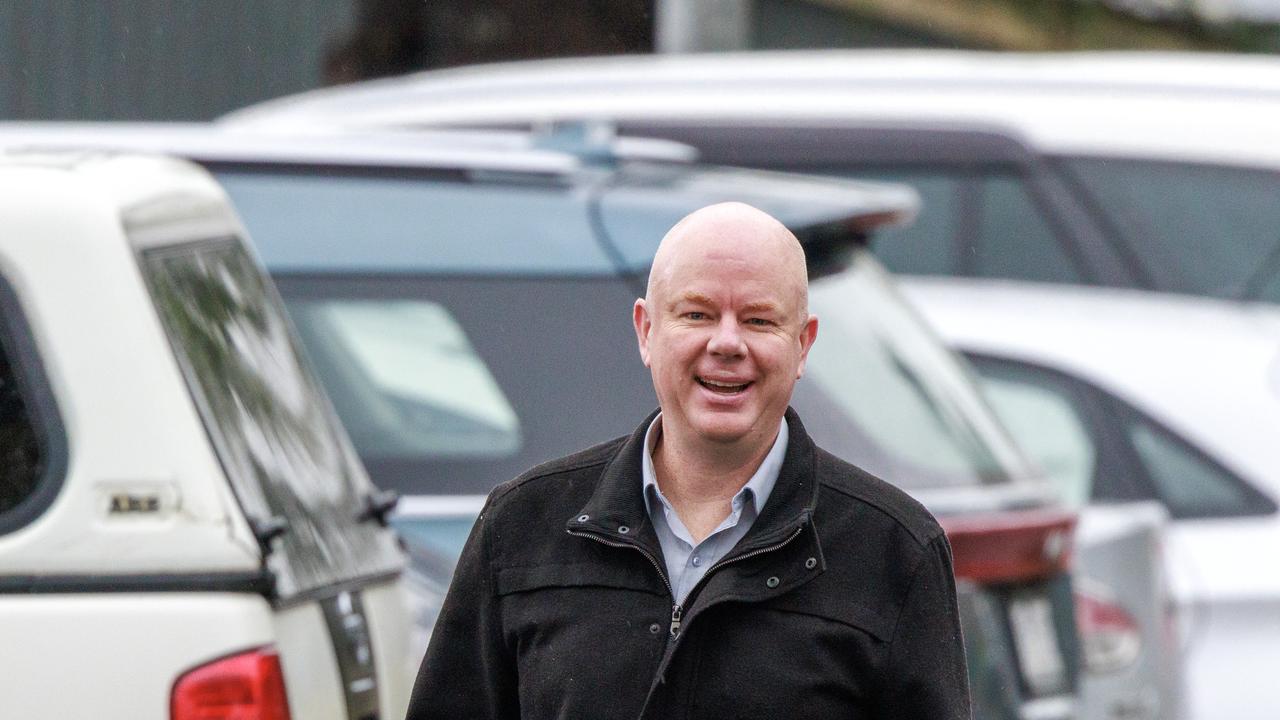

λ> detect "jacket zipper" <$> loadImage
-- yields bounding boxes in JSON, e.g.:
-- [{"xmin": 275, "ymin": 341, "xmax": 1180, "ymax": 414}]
[
  {"xmin": 568, "ymin": 524, "xmax": 804, "ymax": 639},
  {"xmin": 669, "ymin": 525, "xmax": 804, "ymax": 638}
]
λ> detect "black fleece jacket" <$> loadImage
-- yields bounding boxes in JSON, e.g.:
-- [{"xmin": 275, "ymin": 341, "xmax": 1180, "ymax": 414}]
[{"xmin": 407, "ymin": 408, "xmax": 971, "ymax": 720}]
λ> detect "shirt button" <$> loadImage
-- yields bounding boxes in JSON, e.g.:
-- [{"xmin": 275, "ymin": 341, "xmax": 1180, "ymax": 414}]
[
  {"xmin": 691, "ymin": 555, "xmax": 702, "ymax": 567},
  {"xmin": 766, "ymin": 576, "xmax": 780, "ymax": 588},
  {"xmin": 805, "ymin": 557, "xmax": 818, "ymax": 570},
  {"xmin": 649, "ymin": 623, "xmax": 662, "ymax": 635}
]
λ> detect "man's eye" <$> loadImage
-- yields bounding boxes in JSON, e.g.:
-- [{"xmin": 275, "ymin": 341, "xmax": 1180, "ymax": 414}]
[
  {"xmin": 746, "ymin": 318, "xmax": 772, "ymax": 326},
  {"xmin": 686, "ymin": 311, "xmax": 706, "ymax": 320}
]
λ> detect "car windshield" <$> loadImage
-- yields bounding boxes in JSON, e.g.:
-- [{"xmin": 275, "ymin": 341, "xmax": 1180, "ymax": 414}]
[
  {"xmin": 1058, "ymin": 156, "xmax": 1280, "ymax": 302},
  {"xmin": 218, "ymin": 167, "xmax": 1027, "ymax": 503},
  {"xmin": 139, "ymin": 237, "xmax": 403, "ymax": 600}
]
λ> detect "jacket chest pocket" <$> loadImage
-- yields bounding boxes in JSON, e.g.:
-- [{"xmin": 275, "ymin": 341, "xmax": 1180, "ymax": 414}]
[
  {"xmin": 683, "ymin": 592, "xmax": 897, "ymax": 718},
  {"xmin": 495, "ymin": 563, "xmax": 669, "ymax": 719}
]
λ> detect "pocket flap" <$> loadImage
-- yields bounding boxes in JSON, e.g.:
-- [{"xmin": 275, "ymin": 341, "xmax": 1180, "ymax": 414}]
[{"xmin": 765, "ymin": 592, "xmax": 898, "ymax": 642}]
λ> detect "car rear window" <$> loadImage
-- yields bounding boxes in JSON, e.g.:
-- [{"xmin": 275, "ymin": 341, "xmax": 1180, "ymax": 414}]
[
  {"xmin": 272, "ymin": 256, "xmax": 1026, "ymax": 496},
  {"xmin": 224, "ymin": 165, "xmax": 1024, "ymax": 496},
  {"xmin": 140, "ymin": 237, "xmax": 403, "ymax": 600}
]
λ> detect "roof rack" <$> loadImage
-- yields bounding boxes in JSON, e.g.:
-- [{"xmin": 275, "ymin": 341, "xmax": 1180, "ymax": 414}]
[{"xmin": 530, "ymin": 120, "xmax": 697, "ymax": 166}]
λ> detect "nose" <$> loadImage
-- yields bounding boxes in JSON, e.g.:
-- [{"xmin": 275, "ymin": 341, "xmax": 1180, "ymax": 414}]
[{"xmin": 707, "ymin": 315, "xmax": 746, "ymax": 358}]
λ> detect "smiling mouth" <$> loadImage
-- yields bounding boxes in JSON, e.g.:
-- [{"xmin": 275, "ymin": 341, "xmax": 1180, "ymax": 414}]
[{"xmin": 697, "ymin": 377, "xmax": 752, "ymax": 394}]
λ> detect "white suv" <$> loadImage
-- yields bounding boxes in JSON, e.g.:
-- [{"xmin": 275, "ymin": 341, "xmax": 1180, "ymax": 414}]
[
  {"xmin": 0, "ymin": 150, "xmax": 411, "ymax": 720},
  {"xmin": 222, "ymin": 50, "xmax": 1280, "ymax": 306}
]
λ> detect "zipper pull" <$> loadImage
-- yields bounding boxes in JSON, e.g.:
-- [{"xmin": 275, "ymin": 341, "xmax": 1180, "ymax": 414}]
[{"xmin": 670, "ymin": 604, "xmax": 683, "ymax": 638}]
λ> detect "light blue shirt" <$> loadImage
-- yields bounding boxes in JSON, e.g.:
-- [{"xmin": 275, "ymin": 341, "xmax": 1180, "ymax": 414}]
[{"xmin": 641, "ymin": 415, "xmax": 788, "ymax": 604}]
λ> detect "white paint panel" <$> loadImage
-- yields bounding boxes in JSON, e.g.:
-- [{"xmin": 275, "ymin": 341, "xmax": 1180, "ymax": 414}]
[{"xmin": 0, "ymin": 593, "xmax": 274, "ymax": 719}]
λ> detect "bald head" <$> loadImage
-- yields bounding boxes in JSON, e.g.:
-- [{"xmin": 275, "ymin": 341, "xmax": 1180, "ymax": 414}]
[
  {"xmin": 647, "ymin": 202, "xmax": 810, "ymax": 324},
  {"xmin": 633, "ymin": 201, "xmax": 819, "ymax": 455}
]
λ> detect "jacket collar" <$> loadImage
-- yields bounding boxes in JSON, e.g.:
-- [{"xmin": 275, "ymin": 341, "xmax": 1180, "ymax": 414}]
[{"xmin": 567, "ymin": 407, "xmax": 820, "ymax": 556}]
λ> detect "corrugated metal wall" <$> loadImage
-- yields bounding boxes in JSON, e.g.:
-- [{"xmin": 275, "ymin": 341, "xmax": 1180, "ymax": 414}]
[{"xmin": 0, "ymin": 1, "xmax": 357, "ymax": 120}]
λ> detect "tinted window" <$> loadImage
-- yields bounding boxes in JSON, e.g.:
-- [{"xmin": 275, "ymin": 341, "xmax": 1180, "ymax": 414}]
[
  {"xmin": 968, "ymin": 354, "xmax": 1275, "ymax": 519},
  {"xmin": 274, "ymin": 274, "xmax": 656, "ymax": 495},
  {"xmin": 1060, "ymin": 157, "xmax": 1280, "ymax": 300},
  {"xmin": 141, "ymin": 239, "xmax": 402, "ymax": 599},
  {"xmin": 972, "ymin": 176, "xmax": 1080, "ymax": 284},
  {"xmin": 275, "ymin": 255, "xmax": 1031, "ymax": 496},
  {"xmin": 0, "ymin": 331, "xmax": 41, "ymax": 515},
  {"xmin": 216, "ymin": 170, "xmax": 614, "ymax": 275},
  {"xmin": 842, "ymin": 169, "xmax": 1077, "ymax": 283},
  {"xmin": 1123, "ymin": 413, "xmax": 1271, "ymax": 519},
  {"xmin": 0, "ymin": 279, "xmax": 64, "ymax": 534},
  {"xmin": 284, "ymin": 298, "xmax": 521, "ymax": 459},
  {"xmin": 233, "ymin": 168, "xmax": 1030, "ymax": 494},
  {"xmin": 865, "ymin": 173, "xmax": 958, "ymax": 276},
  {"xmin": 969, "ymin": 362, "xmax": 1097, "ymax": 507}
]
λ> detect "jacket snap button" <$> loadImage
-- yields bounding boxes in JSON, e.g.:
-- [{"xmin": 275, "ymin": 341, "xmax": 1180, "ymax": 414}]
[
  {"xmin": 805, "ymin": 557, "xmax": 817, "ymax": 570},
  {"xmin": 618, "ymin": 525, "xmax": 630, "ymax": 534},
  {"xmin": 577, "ymin": 514, "xmax": 590, "ymax": 522},
  {"xmin": 649, "ymin": 623, "xmax": 661, "ymax": 635},
  {"xmin": 766, "ymin": 576, "xmax": 780, "ymax": 588}
]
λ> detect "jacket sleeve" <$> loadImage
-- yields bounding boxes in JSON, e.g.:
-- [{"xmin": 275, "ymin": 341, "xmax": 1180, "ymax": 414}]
[
  {"xmin": 875, "ymin": 532, "xmax": 972, "ymax": 720},
  {"xmin": 406, "ymin": 495, "xmax": 518, "ymax": 720}
]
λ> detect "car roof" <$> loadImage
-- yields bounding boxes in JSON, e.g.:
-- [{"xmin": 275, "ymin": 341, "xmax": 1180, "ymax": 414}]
[
  {"xmin": 899, "ymin": 277, "xmax": 1280, "ymax": 492},
  {"xmin": 0, "ymin": 122, "xmax": 921, "ymax": 253},
  {"xmin": 0, "ymin": 148, "xmax": 241, "ymax": 252},
  {"xmin": 0, "ymin": 122, "xmax": 585, "ymax": 176},
  {"xmin": 221, "ymin": 50, "xmax": 1280, "ymax": 168}
]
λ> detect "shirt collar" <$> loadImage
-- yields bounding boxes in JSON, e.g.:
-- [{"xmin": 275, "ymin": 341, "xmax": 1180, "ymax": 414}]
[{"xmin": 641, "ymin": 413, "xmax": 788, "ymax": 518}]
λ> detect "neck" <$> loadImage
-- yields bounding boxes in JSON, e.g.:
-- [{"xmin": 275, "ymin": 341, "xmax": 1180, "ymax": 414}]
[{"xmin": 652, "ymin": 420, "xmax": 778, "ymax": 505}]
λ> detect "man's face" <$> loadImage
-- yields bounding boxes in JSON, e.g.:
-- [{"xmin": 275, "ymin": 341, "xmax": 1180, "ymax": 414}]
[{"xmin": 634, "ymin": 225, "xmax": 817, "ymax": 448}]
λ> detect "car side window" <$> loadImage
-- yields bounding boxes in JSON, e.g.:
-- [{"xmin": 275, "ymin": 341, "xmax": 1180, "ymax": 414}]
[
  {"xmin": 970, "ymin": 364, "xmax": 1096, "ymax": 507},
  {"xmin": 971, "ymin": 175, "xmax": 1082, "ymax": 284},
  {"xmin": 0, "ymin": 330, "xmax": 41, "ymax": 514},
  {"xmin": 969, "ymin": 354, "xmax": 1275, "ymax": 519},
  {"xmin": 856, "ymin": 169, "xmax": 1079, "ymax": 284},
  {"xmin": 865, "ymin": 173, "xmax": 958, "ymax": 276},
  {"xmin": 0, "ymin": 280, "xmax": 65, "ymax": 534},
  {"xmin": 1059, "ymin": 157, "xmax": 1280, "ymax": 300},
  {"xmin": 1124, "ymin": 414, "xmax": 1273, "ymax": 519}
]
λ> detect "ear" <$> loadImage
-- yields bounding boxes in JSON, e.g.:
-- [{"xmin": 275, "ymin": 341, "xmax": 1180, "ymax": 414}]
[
  {"xmin": 795, "ymin": 314, "xmax": 819, "ymax": 379},
  {"xmin": 633, "ymin": 298, "xmax": 653, "ymax": 367}
]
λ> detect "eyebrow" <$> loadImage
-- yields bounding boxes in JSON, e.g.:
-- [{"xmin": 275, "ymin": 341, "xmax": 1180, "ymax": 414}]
[
  {"xmin": 741, "ymin": 301, "xmax": 781, "ymax": 315},
  {"xmin": 669, "ymin": 292, "xmax": 715, "ymax": 310}
]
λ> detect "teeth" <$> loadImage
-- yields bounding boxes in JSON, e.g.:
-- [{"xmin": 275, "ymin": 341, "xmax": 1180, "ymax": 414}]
[{"xmin": 700, "ymin": 378, "xmax": 748, "ymax": 390}]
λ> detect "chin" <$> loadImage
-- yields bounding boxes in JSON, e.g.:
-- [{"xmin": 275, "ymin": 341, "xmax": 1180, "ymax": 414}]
[{"xmin": 689, "ymin": 416, "xmax": 758, "ymax": 445}]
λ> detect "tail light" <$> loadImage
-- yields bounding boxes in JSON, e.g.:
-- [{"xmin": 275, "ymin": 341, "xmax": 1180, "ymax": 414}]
[
  {"xmin": 1074, "ymin": 581, "xmax": 1142, "ymax": 674},
  {"xmin": 940, "ymin": 509, "xmax": 1076, "ymax": 584},
  {"xmin": 171, "ymin": 646, "xmax": 292, "ymax": 720}
]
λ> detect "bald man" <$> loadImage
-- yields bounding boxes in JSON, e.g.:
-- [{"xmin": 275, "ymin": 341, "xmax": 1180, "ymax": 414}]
[{"xmin": 407, "ymin": 203, "xmax": 971, "ymax": 720}]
